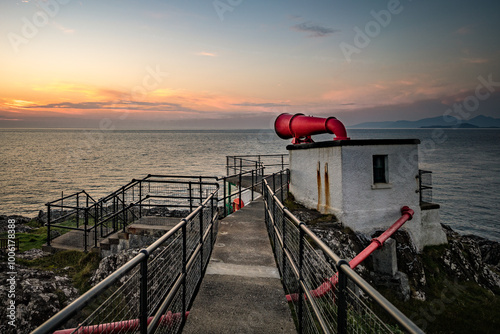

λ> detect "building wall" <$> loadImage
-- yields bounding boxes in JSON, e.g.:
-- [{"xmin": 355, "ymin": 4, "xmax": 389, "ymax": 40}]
[
  {"xmin": 289, "ymin": 145, "xmax": 343, "ymax": 217},
  {"xmin": 288, "ymin": 140, "xmax": 446, "ymax": 251}
]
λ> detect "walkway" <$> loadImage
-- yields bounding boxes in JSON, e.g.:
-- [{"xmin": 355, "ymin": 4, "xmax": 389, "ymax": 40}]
[{"xmin": 183, "ymin": 199, "xmax": 296, "ymax": 334}]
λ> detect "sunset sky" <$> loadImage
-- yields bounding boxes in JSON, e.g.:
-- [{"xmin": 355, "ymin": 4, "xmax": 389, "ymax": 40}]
[{"xmin": 1, "ymin": 0, "xmax": 499, "ymax": 129}]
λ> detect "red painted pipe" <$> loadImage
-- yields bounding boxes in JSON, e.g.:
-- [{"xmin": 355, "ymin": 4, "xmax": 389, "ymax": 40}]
[
  {"xmin": 286, "ymin": 206, "xmax": 414, "ymax": 302},
  {"xmin": 53, "ymin": 311, "xmax": 189, "ymax": 334},
  {"xmin": 274, "ymin": 113, "xmax": 350, "ymax": 144}
]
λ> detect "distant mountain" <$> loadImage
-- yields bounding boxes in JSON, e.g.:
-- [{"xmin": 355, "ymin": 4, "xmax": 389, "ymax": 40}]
[{"xmin": 349, "ymin": 115, "xmax": 500, "ymax": 129}]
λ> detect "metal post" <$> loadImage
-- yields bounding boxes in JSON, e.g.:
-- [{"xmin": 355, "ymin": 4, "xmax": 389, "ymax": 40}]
[
  {"xmin": 182, "ymin": 223, "xmax": 187, "ymax": 325},
  {"xmin": 140, "ymin": 256, "xmax": 148, "ymax": 334},
  {"xmin": 76, "ymin": 193, "xmax": 79, "ymax": 228},
  {"xmin": 280, "ymin": 170, "xmax": 284, "ymax": 204},
  {"xmin": 122, "ymin": 187, "xmax": 126, "ymax": 231},
  {"xmin": 61, "ymin": 191, "xmax": 63, "ymax": 216},
  {"xmin": 226, "ymin": 156, "xmax": 230, "ymax": 176},
  {"xmin": 282, "ymin": 199, "xmax": 286, "ymax": 283},
  {"xmin": 298, "ymin": 226, "xmax": 305, "ymax": 334},
  {"xmin": 199, "ymin": 206, "xmax": 204, "ymax": 275},
  {"xmin": 272, "ymin": 172, "xmax": 276, "ymax": 193},
  {"xmin": 281, "ymin": 154, "xmax": 284, "ymax": 171},
  {"xmin": 210, "ymin": 196, "xmax": 214, "ymax": 245},
  {"xmin": 199, "ymin": 177, "xmax": 203, "ymax": 206},
  {"xmin": 189, "ymin": 182, "xmax": 193, "ymax": 212},
  {"xmin": 337, "ymin": 260, "xmax": 349, "ymax": 334},
  {"xmin": 47, "ymin": 204, "xmax": 51, "ymax": 247},
  {"xmin": 139, "ymin": 180, "xmax": 142, "ymax": 218},
  {"xmin": 84, "ymin": 208, "xmax": 88, "ymax": 253},
  {"xmin": 94, "ymin": 204, "xmax": 98, "ymax": 248},
  {"xmin": 238, "ymin": 171, "xmax": 242, "ymax": 206},
  {"xmin": 251, "ymin": 169, "xmax": 254, "ymax": 201},
  {"xmin": 223, "ymin": 177, "xmax": 227, "ymax": 217}
]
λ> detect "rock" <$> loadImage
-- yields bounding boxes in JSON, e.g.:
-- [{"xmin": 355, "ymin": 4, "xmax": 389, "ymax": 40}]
[
  {"xmin": 0, "ymin": 267, "xmax": 79, "ymax": 334},
  {"xmin": 17, "ymin": 249, "xmax": 50, "ymax": 260},
  {"xmin": 0, "ymin": 215, "xmax": 34, "ymax": 233},
  {"xmin": 440, "ymin": 225, "xmax": 500, "ymax": 292}
]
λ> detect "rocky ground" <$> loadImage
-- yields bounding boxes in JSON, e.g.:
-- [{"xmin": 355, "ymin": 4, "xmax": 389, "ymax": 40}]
[
  {"xmin": 2, "ymin": 209, "xmax": 500, "ymax": 333},
  {"xmin": 291, "ymin": 205, "xmax": 500, "ymax": 302}
]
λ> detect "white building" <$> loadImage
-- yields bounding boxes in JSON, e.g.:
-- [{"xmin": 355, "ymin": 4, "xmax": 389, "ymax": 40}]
[{"xmin": 287, "ymin": 139, "xmax": 447, "ymax": 252}]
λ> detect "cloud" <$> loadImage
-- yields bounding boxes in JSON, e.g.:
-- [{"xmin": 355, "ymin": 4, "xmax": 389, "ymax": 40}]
[
  {"xmin": 455, "ymin": 25, "xmax": 472, "ymax": 35},
  {"xmin": 461, "ymin": 57, "xmax": 489, "ymax": 64},
  {"xmin": 196, "ymin": 52, "xmax": 217, "ymax": 57},
  {"xmin": 25, "ymin": 100, "xmax": 196, "ymax": 113},
  {"xmin": 291, "ymin": 22, "xmax": 340, "ymax": 37},
  {"xmin": 51, "ymin": 21, "xmax": 75, "ymax": 34},
  {"xmin": 232, "ymin": 102, "xmax": 290, "ymax": 107}
]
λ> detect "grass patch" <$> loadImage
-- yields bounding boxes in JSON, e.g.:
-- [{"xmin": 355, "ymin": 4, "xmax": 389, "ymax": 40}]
[
  {"xmin": 17, "ymin": 250, "xmax": 100, "ymax": 294},
  {"xmin": 377, "ymin": 245, "xmax": 500, "ymax": 333}
]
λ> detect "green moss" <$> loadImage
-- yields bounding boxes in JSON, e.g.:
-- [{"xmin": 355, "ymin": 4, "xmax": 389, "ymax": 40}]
[
  {"xmin": 378, "ymin": 245, "xmax": 500, "ymax": 333},
  {"xmin": 17, "ymin": 250, "xmax": 100, "ymax": 294}
]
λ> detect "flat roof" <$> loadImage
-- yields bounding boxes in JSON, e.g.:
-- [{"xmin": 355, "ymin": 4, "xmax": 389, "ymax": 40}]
[{"xmin": 286, "ymin": 139, "xmax": 421, "ymax": 150}]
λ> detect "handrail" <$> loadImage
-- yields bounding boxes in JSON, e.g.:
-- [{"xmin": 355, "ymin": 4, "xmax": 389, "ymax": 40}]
[
  {"xmin": 263, "ymin": 176, "xmax": 424, "ymax": 334},
  {"xmin": 33, "ymin": 187, "xmax": 219, "ymax": 334}
]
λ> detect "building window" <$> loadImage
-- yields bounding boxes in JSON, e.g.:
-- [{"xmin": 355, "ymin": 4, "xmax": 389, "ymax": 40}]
[{"xmin": 373, "ymin": 155, "xmax": 388, "ymax": 184}]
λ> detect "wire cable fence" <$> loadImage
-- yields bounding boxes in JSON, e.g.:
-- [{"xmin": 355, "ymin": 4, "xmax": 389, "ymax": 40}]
[
  {"xmin": 263, "ymin": 172, "xmax": 424, "ymax": 334},
  {"xmin": 33, "ymin": 186, "xmax": 219, "ymax": 334}
]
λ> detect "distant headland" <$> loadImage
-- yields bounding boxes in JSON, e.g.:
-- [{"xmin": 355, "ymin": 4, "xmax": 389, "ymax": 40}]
[{"xmin": 350, "ymin": 115, "xmax": 500, "ymax": 129}]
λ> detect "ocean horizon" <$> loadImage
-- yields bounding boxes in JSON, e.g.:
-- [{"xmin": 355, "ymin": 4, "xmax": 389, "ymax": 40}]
[{"xmin": 1, "ymin": 128, "xmax": 499, "ymax": 242}]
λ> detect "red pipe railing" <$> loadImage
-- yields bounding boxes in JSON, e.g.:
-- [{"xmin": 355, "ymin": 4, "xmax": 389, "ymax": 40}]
[
  {"xmin": 286, "ymin": 206, "xmax": 414, "ymax": 302},
  {"xmin": 52, "ymin": 311, "xmax": 189, "ymax": 334}
]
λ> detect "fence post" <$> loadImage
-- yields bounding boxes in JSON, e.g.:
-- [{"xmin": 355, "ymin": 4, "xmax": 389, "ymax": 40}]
[
  {"xmin": 200, "ymin": 205, "xmax": 204, "ymax": 276},
  {"xmin": 238, "ymin": 172, "xmax": 242, "ymax": 206},
  {"xmin": 140, "ymin": 253, "xmax": 148, "ymax": 334},
  {"xmin": 298, "ymin": 226, "xmax": 305, "ymax": 334},
  {"xmin": 251, "ymin": 169, "xmax": 255, "ymax": 201},
  {"xmin": 281, "ymin": 197, "xmax": 286, "ymax": 283},
  {"xmin": 337, "ymin": 260, "xmax": 349, "ymax": 334},
  {"xmin": 189, "ymin": 182, "xmax": 193, "ymax": 212},
  {"xmin": 280, "ymin": 170, "xmax": 284, "ymax": 204},
  {"xmin": 47, "ymin": 204, "xmax": 51, "ymax": 247},
  {"xmin": 94, "ymin": 204, "xmax": 98, "ymax": 248},
  {"xmin": 84, "ymin": 208, "xmax": 88, "ymax": 253},
  {"xmin": 182, "ymin": 222, "xmax": 187, "ymax": 326},
  {"xmin": 122, "ymin": 187, "xmax": 126, "ymax": 231},
  {"xmin": 223, "ymin": 177, "xmax": 228, "ymax": 217},
  {"xmin": 210, "ymin": 196, "xmax": 215, "ymax": 245},
  {"xmin": 139, "ymin": 180, "xmax": 143, "ymax": 218},
  {"xmin": 76, "ymin": 193, "xmax": 80, "ymax": 228}
]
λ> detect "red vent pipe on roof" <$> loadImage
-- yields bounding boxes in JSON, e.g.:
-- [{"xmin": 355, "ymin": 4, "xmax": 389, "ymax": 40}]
[
  {"xmin": 274, "ymin": 113, "xmax": 350, "ymax": 144},
  {"xmin": 286, "ymin": 206, "xmax": 414, "ymax": 302}
]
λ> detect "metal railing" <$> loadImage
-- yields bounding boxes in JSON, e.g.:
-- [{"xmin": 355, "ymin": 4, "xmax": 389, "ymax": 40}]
[
  {"xmin": 220, "ymin": 154, "xmax": 287, "ymax": 216},
  {"xmin": 226, "ymin": 154, "xmax": 288, "ymax": 175},
  {"xmin": 418, "ymin": 170, "xmax": 433, "ymax": 204},
  {"xmin": 45, "ymin": 176, "xmax": 219, "ymax": 251},
  {"xmin": 33, "ymin": 186, "xmax": 219, "ymax": 334},
  {"xmin": 263, "ymin": 172, "xmax": 423, "ymax": 334}
]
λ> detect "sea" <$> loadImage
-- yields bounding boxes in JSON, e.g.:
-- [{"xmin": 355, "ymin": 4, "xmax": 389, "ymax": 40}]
[{"xmin": 1, "ymin": 128, "xmax": 499, "ymax": 242}]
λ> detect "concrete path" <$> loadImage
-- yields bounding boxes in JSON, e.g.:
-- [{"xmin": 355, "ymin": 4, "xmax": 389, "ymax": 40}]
[{"xmin": 183, "ymin": 199, "xmax": 296, "ymax": 334}]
